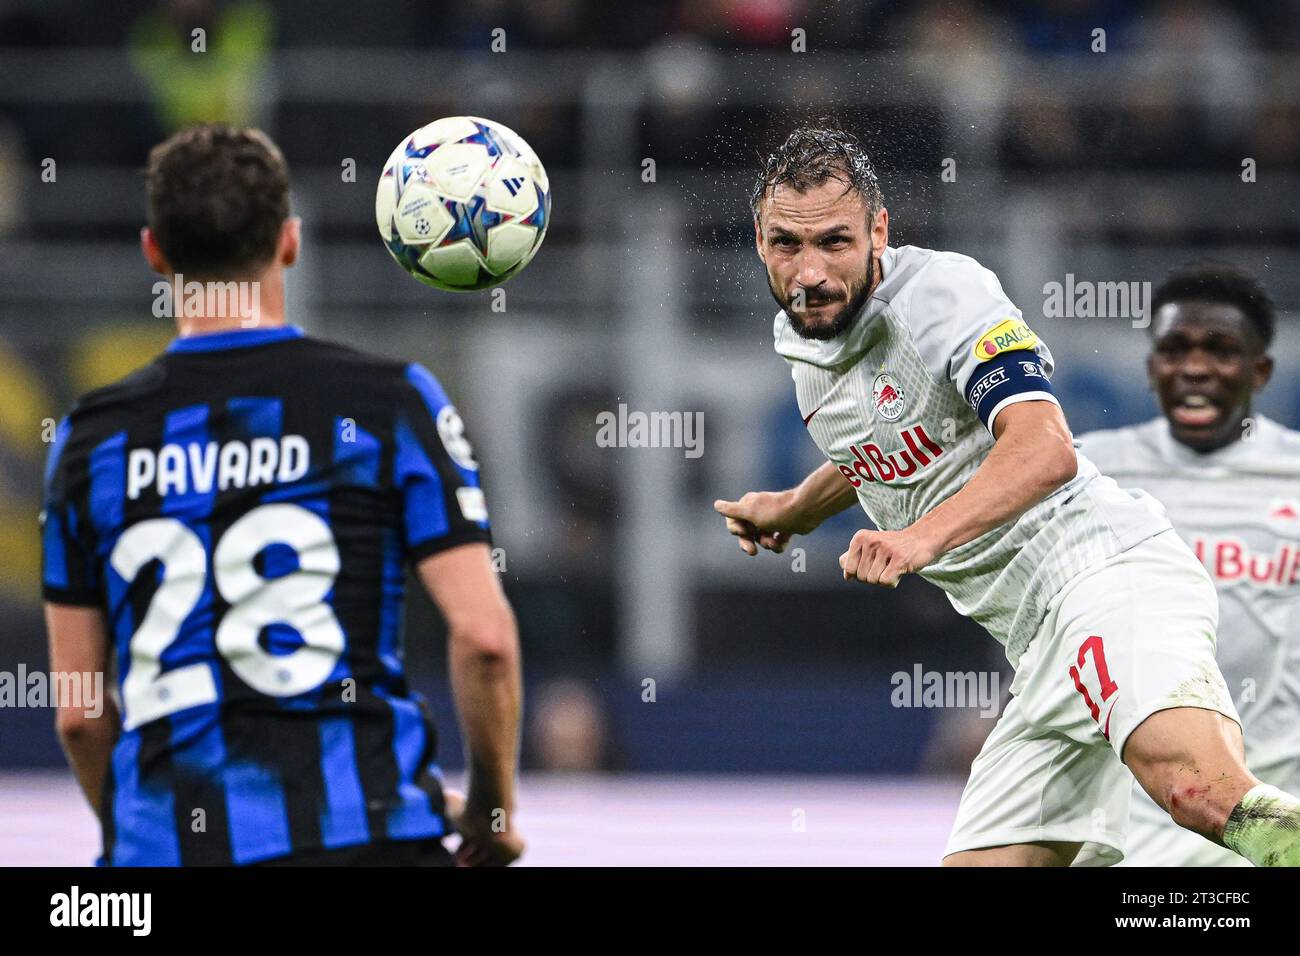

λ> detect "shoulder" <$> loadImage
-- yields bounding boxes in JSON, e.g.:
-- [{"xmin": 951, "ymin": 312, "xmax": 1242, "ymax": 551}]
[
  {"xmin": 1075, "ymin": 418, "xmax": 1161, "ymax": 467},
  {"xmin": 887, "ymin": 246, "xmax": 1010, "ymax": 321},
  {"xmin": 282, "ymin": 336, "xmax": 446, "ymax": 404},
  {"xmin": 42, "ymin": 356, "xmax": 168, "ymax": 497},
  {"xmin": 285, "ymin": 335, "xmax": 411, "ymax": 380},
  {"xmin": 59, "ymin": 357, "xmax": 169, "ymax": 456},
  {"xmin": 888, "ymin": 247, "xmax": 1018, "ymax": 349},
  {"xmin": 1259, "ymin": 415, "xmax": 1300, "ymax": 450},
  {"xmin": 298, "ymin": 338, "xmax": 459, "ymax": 418},
  {"xmin": 772, "ymin": 308, "xmax": 790, "ymax": 344},
  {"xmin": 889, "ymin": 247, "xmax": 1033, "ymax": 385},
  {"xmin": 73, "ymin": 357, "xmax": 168, "ymax": 417},
  {"xmin": 401, "ymin": 360, "xmax": 457, "ymax": 415},
  {"xmin": 1248, "ymin": 415, "xmax": 1300, "ymax": 468}
]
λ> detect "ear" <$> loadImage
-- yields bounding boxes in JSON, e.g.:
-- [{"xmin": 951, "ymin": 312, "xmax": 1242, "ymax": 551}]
[
  {"xmin": 1145, "ymin": 351, "xmax": 1157, "ymax": 391},
  {"xmin": 753, "ymin": 217, "xmax": 765, "ymax": 264},
  {"xmin": 1253, "ymin": 352, "xmax": 1274, "ymax": 392},
  {"xmin": 871, "ymin": 207, "xmax": 889, "ymax": 256},
  {"xmin": 140, "ymin": 227, "xmax": 171, "ymax": 276},
  {"xmin": 278, "ymin": 217, "xmax": 301, "ymax": 268}
]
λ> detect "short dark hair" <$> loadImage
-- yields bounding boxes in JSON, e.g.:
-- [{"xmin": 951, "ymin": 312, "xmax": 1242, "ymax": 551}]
[
  {"xmin": 1151, "ymin": 261, "xmax": 1276, "ymax": 350},
  {"xmin": 145, "ymin": 124, "xmax": 290, "ymax": 277},
  {"xmin": 750, "ymin": 124, "xmax": 883, "ymax": 224}
]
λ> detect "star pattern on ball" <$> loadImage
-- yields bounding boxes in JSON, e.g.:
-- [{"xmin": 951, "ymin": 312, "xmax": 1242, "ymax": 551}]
[
  {"xmin": 522, "ymin": 182, "xmax": 548, "ymax": 231},
  {"xmin": 459, "ymin": 120, "xmax": 519, "ymax": 161},
  {"xmin": 439, "ymin": 194, "xmax": 510, "ymax": 258},
  {"xmin": 402, "ymin": 135, "xmax": 440, "ymax": 160}
]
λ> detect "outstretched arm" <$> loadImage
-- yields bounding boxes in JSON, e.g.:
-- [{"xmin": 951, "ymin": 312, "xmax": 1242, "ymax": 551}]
[{"xmin": 714, "ymin": 459, "xmax": 858, "ymax": 555}]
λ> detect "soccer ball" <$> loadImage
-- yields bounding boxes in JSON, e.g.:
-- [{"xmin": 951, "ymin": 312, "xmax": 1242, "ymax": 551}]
[{"xmin": 375, "ymin": 116, "xmax": 550, "ymax": 291}]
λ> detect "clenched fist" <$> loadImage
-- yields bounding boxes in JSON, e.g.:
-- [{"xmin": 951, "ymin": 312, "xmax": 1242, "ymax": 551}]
[{"xmin": 839, "ymin": 528, "xmax": 939, "ymax": 587}]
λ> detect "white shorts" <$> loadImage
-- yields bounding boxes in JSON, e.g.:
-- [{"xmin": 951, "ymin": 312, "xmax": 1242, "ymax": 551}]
[{"xmin": 943, "ymin": 529, "xmax": 1241, "ymax": 866}]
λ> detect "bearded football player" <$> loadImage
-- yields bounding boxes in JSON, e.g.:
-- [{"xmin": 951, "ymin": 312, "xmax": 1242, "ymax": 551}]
[{"xmin": 715, "ymin": 126, "xmax": 1300, "ymax": 866}]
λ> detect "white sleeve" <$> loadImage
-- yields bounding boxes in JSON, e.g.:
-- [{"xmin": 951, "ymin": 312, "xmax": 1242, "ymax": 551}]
[{"xmin": 907, "ymin": 254, "xmax": 1058, "ymax": 432}]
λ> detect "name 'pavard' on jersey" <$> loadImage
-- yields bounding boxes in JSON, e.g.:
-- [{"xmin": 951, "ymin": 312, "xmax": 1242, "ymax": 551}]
[{"xmin": 40, "ymin": 325, "xmax": 490, "ymax": 866}]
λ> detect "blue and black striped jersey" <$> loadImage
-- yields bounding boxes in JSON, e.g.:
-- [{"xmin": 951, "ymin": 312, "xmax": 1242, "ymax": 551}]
[{"xmin": 41, "ymin": 325, "xmax": 491, "ymax": 865}]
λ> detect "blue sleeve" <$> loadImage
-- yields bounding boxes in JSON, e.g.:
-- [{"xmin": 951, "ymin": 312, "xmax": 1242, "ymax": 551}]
[
  {"xmin": 42, "ymin": 417, "xmax": 101, "ymax": 605},
  {"xmin": 963, "ymin": 351, "xmax": 1058, "ymax": 433},
  {"xmin": 394, "ymin": 364, "xmax": 492, "ymax": 561}
]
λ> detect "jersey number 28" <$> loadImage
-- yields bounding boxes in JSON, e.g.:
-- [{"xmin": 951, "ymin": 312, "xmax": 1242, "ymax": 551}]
[{"xmin": 110, "ymin": 503, "xmax": 345, "ymax": 731}]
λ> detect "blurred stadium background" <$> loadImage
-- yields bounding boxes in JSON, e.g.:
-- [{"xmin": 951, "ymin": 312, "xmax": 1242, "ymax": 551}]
[{"xmin": 0, "ymin": 0, "xmax": 1296, "ymax": 864}]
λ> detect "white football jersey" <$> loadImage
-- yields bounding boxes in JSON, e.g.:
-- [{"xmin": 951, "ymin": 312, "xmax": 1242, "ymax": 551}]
[
  {"xmin": 776, "ymin": 245, "xmax": 1170, "ymax": 665},
  {"xmin": 1079, "ymin": 416, "xmax": 1300, "ymax": 786}
]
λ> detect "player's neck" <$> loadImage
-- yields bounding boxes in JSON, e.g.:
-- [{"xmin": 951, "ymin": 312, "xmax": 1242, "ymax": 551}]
[
  {"xmin": 1172, "ymin": 413, "xmax": 1254, "ymax": 456},
  {"xmin": 177, "ymin": 315, "xmax": 288, "ymax": 336},
  {"xmin": 171, "ymin": 268, "xmax": 287, "ymax": 337}
]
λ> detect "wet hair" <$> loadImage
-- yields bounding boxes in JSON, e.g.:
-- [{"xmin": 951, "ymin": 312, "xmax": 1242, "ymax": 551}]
[
  {"xmin": 1151, "ymin": 261, "xmax": 1275, "ymax": 350},
  {"xmin": 146, "ymin": 123, "xmax": 290, "ymax": 277},
  {"xmin": 750, "ymin": 124, "xmax": 883, "ymax": 224}
]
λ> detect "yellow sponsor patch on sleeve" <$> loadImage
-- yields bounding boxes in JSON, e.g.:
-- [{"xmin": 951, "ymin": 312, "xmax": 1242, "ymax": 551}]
[{"xmin": 973, "ymin": 318, "xmax": 1038, "ymax": 361}]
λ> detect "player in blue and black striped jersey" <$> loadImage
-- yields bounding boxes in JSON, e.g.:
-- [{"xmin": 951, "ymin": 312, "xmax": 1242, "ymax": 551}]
[{"xmin": 41, "ymin": 124, "xmax": 524, "ymax": 867}]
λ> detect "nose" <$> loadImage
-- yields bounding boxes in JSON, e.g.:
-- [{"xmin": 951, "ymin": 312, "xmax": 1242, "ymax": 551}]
[
  {"xmin": 1177, "ymin": 347, "xmax": 1213, "ymax": 380},
  {"xmin": 793, "ymin": 249, "xmax": 828, "ymax": 293}
]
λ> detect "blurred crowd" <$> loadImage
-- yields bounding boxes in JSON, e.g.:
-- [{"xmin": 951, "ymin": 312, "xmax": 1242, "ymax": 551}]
[
  {"xmin": 0, "ymin": 0, "xmax": 1297, "ymax": 178},
  {"xmin": 6, "ymin": 0, "xmax": 1289, "ymax": 52}
]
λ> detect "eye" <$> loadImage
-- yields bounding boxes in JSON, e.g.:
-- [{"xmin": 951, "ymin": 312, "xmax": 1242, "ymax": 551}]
[
  {"xmin": 1207, "ymin": 338, "xmax": 1243, "ymax": 358},
  {"xmin": 822, "ymin": 235, "xmax": 849, "ymax": 247},
  {"xmin": 773, "ymin": 236, "xmax": 797, "ymax": 248}
]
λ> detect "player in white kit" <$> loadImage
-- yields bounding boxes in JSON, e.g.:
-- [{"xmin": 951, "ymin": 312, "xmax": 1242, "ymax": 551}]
[
  {"xmin": 715, "ymin": 126, "xmax": 1300, "ymax": 866},
  {"xmin": 1079, "ymin": 263, "xmax": 1300, "ymax": 866}
]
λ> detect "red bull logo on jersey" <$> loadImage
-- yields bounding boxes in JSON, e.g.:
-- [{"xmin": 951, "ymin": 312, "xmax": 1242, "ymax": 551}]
[
  {"xmin": 837, "ymin": 423, "xmax": 945, "ymax": 486},
  {"xmin": 1191, "ymin": 536, "xmax": 1300, "ymax": 587},
  {"xmin": 973, "ymin": 318, "xmax": 1038, "ymax": 361},
  {"xmin": 872, "ymin": 372, "xmax": 906, "ymax": 422}
]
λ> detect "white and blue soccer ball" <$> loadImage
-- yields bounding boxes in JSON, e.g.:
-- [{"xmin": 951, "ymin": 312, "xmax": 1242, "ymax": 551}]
[{"xmin": 375, "ymin": 116, "xmax": 550, "ymax": 291}]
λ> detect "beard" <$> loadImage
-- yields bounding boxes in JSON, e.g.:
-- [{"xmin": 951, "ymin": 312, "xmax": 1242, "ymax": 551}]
[{"xmin": 769, "ymin": 251, "xmax": 877, "ymax": 342}]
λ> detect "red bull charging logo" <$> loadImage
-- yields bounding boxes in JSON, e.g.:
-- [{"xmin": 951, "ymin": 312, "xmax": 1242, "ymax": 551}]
[{"xmin": 872, "ymin": 372, "xmax": 906, "ymax": 422}]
